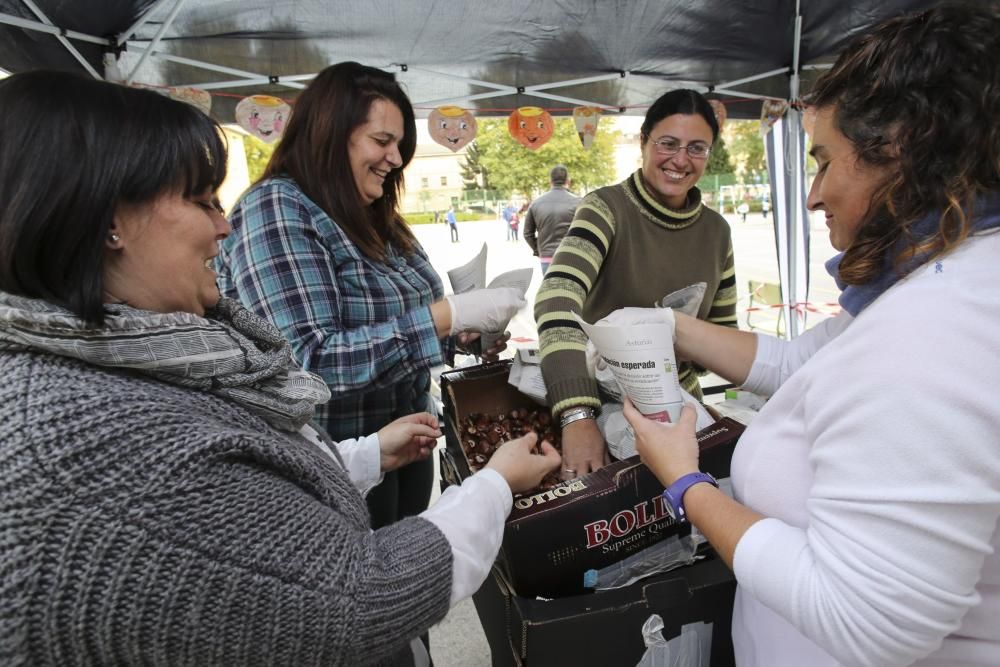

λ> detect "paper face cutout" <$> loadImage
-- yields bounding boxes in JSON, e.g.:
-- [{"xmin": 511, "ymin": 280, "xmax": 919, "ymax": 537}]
[
  {"xmin": 708, "ymin": 100, "xmax": 727, "ymax": 131},
  {"xmin": 572, "ymin": 106, "xmax": 601, "ymax": 149},
  {"xmin": 428, "ymin": 106, "xmax": 477, "ymax": 152},
  {"xmin": 508, "ymin": 106, "xmax": 554, "ymax": 150},
  {"xmin": 759, "ymin": 99, "xmax": 789, "ymax": 137},
  {"xmin": 235, "ymin": 95, "xmax": 291, "ymax": 143},
  {"xmin": 167, "ymin": 87, "xmax": 212, "ymax": 116}
]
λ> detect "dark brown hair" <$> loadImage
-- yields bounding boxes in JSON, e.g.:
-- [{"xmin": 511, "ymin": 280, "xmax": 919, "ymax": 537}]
[
  {"xmin": 0, "ymin": 71, "xmax": 226, "ymax": 324},
  {"xmin": 263, "ymin": 62, "xmax": 417, "ymax": 261},
  {"xmin": 806, "ymin": 2, "xmax": 1000, "ymax": 285}
]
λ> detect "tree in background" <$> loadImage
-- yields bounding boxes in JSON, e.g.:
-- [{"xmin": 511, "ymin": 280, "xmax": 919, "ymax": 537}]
[
  {"xmin": 243, "ymin": 134, "xmax": 277, "ymax": 184},
  {"xmin": 473, "ymin": 117, "xmax": 619, "ymax": 199},
  {"xmin": 460, "ymin": 142, "xmax": 491, "ymax": 191},
  {"xmin": 722, "ymin": 120, "xmax": 767, "ymax": 181},
  {"xmin": 705, "ymin": 136, "xmax": 734, "ymax": 175}
]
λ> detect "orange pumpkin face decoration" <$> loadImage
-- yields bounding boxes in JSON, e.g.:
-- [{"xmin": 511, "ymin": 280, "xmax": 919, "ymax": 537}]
[
  {"xmin": 508, "ymin": 106, "xmax": 554, "ymax": 150},
  {"xmin": 428, "ymin": 106, "xmax": 477, "ymax": 152}
]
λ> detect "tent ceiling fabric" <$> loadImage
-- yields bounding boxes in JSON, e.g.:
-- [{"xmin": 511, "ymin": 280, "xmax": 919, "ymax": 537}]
[{"xmin": 0, "ymin": 0, "xmax": 941, "ymax": 119}]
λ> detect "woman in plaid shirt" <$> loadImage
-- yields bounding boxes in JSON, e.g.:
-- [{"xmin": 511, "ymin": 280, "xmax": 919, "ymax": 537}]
[{"xmin": 216, "ymin": 62, "xmax": 523, "ymax": 528}]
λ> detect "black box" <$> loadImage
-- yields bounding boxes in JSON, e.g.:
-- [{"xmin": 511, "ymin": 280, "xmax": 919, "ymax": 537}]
[
  {"xmin": 439, "ymin": 361, "xmax": 744, "ymax": 598},
  {"xmin": 473, "ymin": 554, "xmax": 737, "ymax": 666}
]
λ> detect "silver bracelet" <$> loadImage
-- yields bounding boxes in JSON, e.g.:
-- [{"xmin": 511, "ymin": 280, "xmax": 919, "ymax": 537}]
[{"xmin": 559, "ymin": 406, "xmax": 597, "ymax": 429}]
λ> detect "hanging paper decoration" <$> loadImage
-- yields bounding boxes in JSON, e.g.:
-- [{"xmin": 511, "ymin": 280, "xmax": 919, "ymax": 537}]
[
  {"xmin": 759, "ymin": 99, "xmax": 789, "ymax": 138},
  {"xmin": 428, "ymin": 105, "xmax": 477, "ymax": 152},
  {"xmin": 167, "ymin": 86, "xmax": 212, "ymax": 116},
  {"xmin": 508, "ymin": 106, "xmax": 554, "ymax": 150},
  {"xmin": 707, "ymin": 100, "xmax": 727, "ymax": 131},
  {"xmin": 235, "ymin": 95, "xmax": 291, "ymax": 143},
  {"xmin": 572, "ymin": 106, "xmax": 601, "ymax": 149},
  {"xmin": 801, "ymin": 105, "xmax": 817, "ymax": 137}
]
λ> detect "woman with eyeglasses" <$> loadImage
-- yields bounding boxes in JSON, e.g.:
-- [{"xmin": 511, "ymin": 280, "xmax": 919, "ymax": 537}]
[{"xmin": 534, "ymin": 89, "xmax": 737, "ymax": 479}]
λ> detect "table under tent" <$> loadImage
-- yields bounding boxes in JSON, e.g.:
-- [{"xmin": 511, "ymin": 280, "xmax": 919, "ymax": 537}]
[{"xmin": 0, "ymin": 0, "xmax": 941, "ymax": 338}]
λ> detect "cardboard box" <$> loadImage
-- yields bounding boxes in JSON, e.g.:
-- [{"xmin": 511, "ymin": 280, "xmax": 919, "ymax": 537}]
[
  {"xmin": 473, "ymin": 553, "xmax": 737, "ymax": 667},
  {"xmin": 440, "ymin": 361, "xmax": 744, "ymax": 598}
]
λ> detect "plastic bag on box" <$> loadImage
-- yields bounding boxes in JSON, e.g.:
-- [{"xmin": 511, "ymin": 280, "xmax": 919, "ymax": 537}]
[
  {"xmin": 584, "ymin": 533, "xmax": 698, "ymax": 591},
  {"xmin": 636, "ymin": 616, "xmax": 713, "ymax": 667},
  {"xmin": 710, "ymin": 389, "xmax": 767, "ymax": 425}
]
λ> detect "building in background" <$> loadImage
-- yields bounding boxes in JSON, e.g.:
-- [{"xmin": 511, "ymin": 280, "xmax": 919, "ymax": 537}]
[{"xmin": 401, "ymin": 139, "xmax": 468, "ymax": 214}]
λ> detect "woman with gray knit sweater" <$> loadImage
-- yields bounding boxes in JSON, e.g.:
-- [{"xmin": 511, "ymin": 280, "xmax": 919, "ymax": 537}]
[{"xmin": 0, "ymin": 71, "xmax": 560, "ymax": 666}]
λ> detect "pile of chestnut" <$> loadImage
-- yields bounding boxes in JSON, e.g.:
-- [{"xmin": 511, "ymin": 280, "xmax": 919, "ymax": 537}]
[{"xmin": 460, "ymin": 407, "xmax": 564, "ymax": 491}]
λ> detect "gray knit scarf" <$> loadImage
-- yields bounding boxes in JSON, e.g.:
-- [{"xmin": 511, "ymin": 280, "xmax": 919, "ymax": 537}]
[{"xmin": 0, "ymin": 292, "xmax": 331, "ymax": 432}]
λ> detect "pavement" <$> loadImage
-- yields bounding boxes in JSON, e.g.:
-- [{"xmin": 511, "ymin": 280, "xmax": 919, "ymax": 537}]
[{"xmin": 413, "ymin": 211, "xmax": 841, "ymax": 666}]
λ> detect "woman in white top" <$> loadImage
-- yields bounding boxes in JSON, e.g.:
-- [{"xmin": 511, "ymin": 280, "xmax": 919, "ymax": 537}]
[{"xmin": 624, "ymin": 4, "xmax": 1000, "ymax": 666}]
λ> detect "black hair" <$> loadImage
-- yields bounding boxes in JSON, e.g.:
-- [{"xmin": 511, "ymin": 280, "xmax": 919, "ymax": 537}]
[
  {"xmin": 0, "ymin": 70, "xmax": 227, "ymax": 323},
  {"xmin": 550, "ymin": 165, "xmax": 568, "ymax": 186},
  {"xmin": 641, "ymin": 89, "xmax": 719, "ymax": 143}
]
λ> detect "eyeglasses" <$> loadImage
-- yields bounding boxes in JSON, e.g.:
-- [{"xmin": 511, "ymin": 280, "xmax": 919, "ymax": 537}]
[{"xmin": 647, "ymin": 136, "xmax": 712, "ymax": 159}]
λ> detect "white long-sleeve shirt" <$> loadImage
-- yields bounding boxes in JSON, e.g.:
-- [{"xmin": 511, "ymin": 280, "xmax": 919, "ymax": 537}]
[
  {"xmin": 730, "ymin": 231, "xmax": 1000, "ymax": 667},
  {"xmin": 300, "ymin": 427, "xmax": 509, "ymax": 667},
  {"xmin": 302, "ymin": 427, "xmax": 511, "ymax": 607}
]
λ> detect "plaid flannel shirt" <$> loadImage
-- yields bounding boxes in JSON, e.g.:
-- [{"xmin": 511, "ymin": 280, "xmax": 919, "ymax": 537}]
[{"xmin": 216, "ymin": 177, "xmax": 446, "ymax": 440}]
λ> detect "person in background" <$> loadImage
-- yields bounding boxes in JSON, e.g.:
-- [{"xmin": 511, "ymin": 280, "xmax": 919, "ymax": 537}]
[
  {"xmin": 509, "ymin": 206, "xmax": 520, "ymax": 242},
  {"xmin": 0, "ymin": 69, "xmax": 561, "ymax": 666},
  {"xmin": 737, "ymin": 198, "xmax": 750, "ymax": 223},
  {"xmin": 502, "ymin": 201, "xmax": 515, "ymax": 240},
  {"xmin": 523, "ymin": 164, "xmax": 581, "ymax": 275},
  {"xmin": 216, "ymin": 62, "xmax": 524, "ymax": 530},
  {"xmin": 534, "ymin": 88, "xmax": 737, "ymax": 479},
  {"xmin": 446, "ymin": 205, "xmax": 459, "ymax": 242},
  {"xmin": 625, "ymin": 4, "xmax": 1000, "ymax": 665}
]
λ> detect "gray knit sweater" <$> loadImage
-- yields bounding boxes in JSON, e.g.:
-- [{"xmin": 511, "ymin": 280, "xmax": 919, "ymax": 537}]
[{"xmin": 0, "ymin": 349, "xmax": 453, "ymax": 665}]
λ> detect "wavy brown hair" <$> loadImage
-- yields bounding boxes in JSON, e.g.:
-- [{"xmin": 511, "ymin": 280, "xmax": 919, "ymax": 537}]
[
  {"xmin": 806, "ymin": 2, "xmax": 1000, "ymax": 285},
  {"xmin": 263, "ymin": 62, "xmax": 417, "ymax": 261}
]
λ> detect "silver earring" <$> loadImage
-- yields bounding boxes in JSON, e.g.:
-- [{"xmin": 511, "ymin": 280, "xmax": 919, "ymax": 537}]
[{"xmin": 110, "ymin": 233, "xmax": 121, "ymax": 243}]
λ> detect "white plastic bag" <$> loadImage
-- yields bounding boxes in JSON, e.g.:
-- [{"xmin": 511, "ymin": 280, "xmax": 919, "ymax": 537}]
[
  {"xmin": 597, "ymin": 398, "xmax": 715, "ymax": 461},
  {"xmin": 656, "ymin": 282, "xmax": 707, "ymax": 317},
  {"xmin": 636, "ymin": 616, "xmax": 713, "ymax": 667}
]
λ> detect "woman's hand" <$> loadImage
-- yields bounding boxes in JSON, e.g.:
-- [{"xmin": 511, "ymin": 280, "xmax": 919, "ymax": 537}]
[
  {"xmin": 457, "ymin": 330, "xmax": 510, "ymax": 361},
  {"xmin": 485, "ymin": 432, "xmax": 562, "ymax": 493},
  {"xmin": 456, "ymin": 331, "xmax": 511, "ymax": 360},
  {"xmin": 376, "ymin": 412, "xmax": 442, "ymax": 472},
  {"xmin": 445, "ymin": 287, "xmax": 525, "ymax": 335},
  {"xmin": 559, "ymin": 418, "xmax": 610, "ymax": 479},
  {"xmin": 622, "ymin": 397, "xmax": 700, "ymax": 486}
]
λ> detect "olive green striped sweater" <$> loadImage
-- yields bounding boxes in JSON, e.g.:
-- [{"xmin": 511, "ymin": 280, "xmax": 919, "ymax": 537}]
[{"xmin": 534, "ymin": 170, "xmax": 738, "ymax": 416}]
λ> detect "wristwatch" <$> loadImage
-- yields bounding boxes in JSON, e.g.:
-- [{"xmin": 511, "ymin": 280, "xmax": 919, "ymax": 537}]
[{"xmin": 662, "ymin": 472, "xmax": 718, "ymax": 522}]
